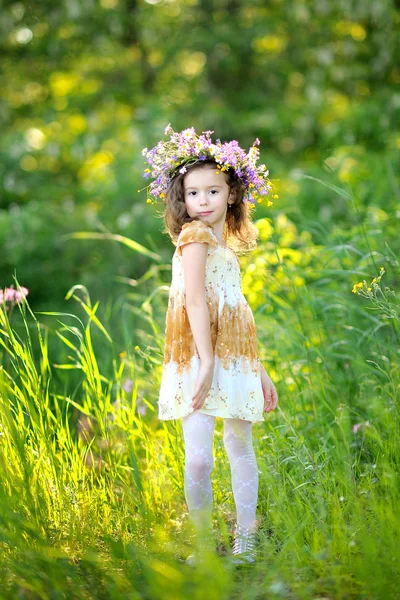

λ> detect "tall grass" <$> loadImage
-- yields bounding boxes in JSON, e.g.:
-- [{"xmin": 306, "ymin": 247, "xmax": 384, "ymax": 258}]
[{"xmin": 0, "ymin": 180, "xmax": 399, "ymax": 598}]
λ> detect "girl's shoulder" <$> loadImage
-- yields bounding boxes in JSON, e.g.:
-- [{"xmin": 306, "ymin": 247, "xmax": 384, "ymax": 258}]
[
  {"xmin": 175, "ymin": 219, "xmax": 218, "ymax": 256},
  {"xmin": 180, "ymin": 219, "xmax": 214, "ymax": 234}
]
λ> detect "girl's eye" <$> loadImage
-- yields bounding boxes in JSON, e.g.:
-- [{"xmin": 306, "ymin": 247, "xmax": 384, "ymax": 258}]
[{"xmin": 188, "ymin": 190, "xmax": 218, "ymax": 196}]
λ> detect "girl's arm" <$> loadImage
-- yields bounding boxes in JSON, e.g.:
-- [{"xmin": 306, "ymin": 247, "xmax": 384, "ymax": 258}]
[
  {"xmin": 181, "ymin": 241, "xmax": 215, "ymax": 410},
  {"xmin": 181, "ymin": 241, "xmax": 214, "ymax": 364}
]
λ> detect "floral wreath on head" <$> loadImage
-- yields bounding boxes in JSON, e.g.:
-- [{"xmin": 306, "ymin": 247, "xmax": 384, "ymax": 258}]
[{"xmin": 139, "ymin": 124, "xmax": 276, "ymax": 206}]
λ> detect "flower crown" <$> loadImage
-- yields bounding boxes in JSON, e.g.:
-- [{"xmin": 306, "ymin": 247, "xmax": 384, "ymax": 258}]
[{"xmin": 139, "ymin": 124, "xmax": 275, "ymax": 206}]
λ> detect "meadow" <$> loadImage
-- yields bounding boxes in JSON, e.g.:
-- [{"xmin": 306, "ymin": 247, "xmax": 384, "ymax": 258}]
[{"xmin": 1, "ymin": 172, "xmax": 399, "ymax": 599}]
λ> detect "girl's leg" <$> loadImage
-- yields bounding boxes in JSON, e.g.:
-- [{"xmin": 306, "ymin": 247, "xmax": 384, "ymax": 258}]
[
  {"xmin": 181, "ymin": 411, "xmax": 216, "ymax": 533},
  {"xmin": 223, "ymin": 418, "xmax": 259, "ymax": 531}
]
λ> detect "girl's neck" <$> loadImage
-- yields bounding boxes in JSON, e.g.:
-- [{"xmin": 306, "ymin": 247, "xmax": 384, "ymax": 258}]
[
  {"xmin": 210, "ymin": 226, "xmax": 227, "ymax": 247},
  {"xmin": 213, "ymin": 234, "xmax": 227, "ymax": 247}
]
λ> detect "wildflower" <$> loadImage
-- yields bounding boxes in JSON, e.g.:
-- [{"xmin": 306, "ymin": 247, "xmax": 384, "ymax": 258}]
[
  {"xmin": 123, "ymin": 379, "xmax": 134, "ymax": 393},
  {"xmin": 0, "ymin": 285, "xmax": 29, "ymax": 305},
  {"xmin": 137, "ymin": 401, "xmax": 147, "ymax": 416},
  {"xmin": 352, "ymin": 281, "xmax": 364, "ymax": 294},
  {"xmin": 140, "ymin": 125, "xmax": 272, "ymax": 206},
  {"xmin": 352, "ymin": 421, "xmax": 370, "ymax": 433}
]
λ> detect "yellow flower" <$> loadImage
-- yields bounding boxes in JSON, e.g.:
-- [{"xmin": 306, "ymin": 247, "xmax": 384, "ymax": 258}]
[
  {"xmin": 134, "ymin": 345, "xmax": 140, "ymax": 351},
  {"xmin": 273, "ymin": 194, "xmax": 279, "ymax": 199},
  {"xmin": 146, "ymin": 198, "xmax": 152, "ymax": 203},
  {"xmin": 367, "ymin": 287, "xmax": 372, "ymax": 292},
  {"xmin": 160, "ymin": 193, "xmax": 165, "ymax": 198},
  {"xmin": 119, "ymin": 351, "xmax": 127, "ymax": 358},
  {"xmin": 352, "ymin": 282, "xmax": 363, "ymax": 293}
]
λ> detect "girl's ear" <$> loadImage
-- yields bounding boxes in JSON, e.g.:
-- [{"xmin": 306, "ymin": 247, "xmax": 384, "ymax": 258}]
[{"xmin": 229, "ymin": 187, "xmax": 237, "ymax": 202}]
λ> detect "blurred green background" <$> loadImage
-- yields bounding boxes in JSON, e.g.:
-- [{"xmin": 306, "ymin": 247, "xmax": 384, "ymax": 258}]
[
  {"xmin": 1, "ymin": 0, "xmax": 398, "ymax": 313},
  {"xmin": 1, "ymin": 2, "xmax": 400, "ymax": 598}
]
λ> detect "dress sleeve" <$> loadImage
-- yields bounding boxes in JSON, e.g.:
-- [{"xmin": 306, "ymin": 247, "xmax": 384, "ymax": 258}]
[{"xmin": 176, "ymin": 220, "xmax": 218, "ymax": 256}]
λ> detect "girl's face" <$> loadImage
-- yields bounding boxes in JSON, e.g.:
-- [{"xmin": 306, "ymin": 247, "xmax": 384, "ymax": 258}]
[{"xmin": 182, "ymin": 165, "xmax": 234, "ymax": 228}]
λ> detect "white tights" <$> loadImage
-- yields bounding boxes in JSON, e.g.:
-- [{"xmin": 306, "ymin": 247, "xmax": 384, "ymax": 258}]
[{"xmin": 181, "ymin": 411, "xmax": 259, "ymax": 533}]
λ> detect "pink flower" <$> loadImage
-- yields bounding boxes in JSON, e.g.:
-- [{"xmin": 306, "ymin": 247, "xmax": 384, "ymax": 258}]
[
  {"xmin": 5, "ymin": 288, "xmax": 16, "ymax": 302},
  {"xmin": 352, "ymin": 421, "xmax": 369, "ymax": 434},
  {"xmin": 0, "ymin": 285, "xmax": 29, "ymax": 304},
  {"xmin": 137, "ymin": 403, "xmax": 147, "ymax": 416}
]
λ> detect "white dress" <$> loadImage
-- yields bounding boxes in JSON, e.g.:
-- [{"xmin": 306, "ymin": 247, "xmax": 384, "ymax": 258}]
[{"xmin": 157, "ymin": 219, "xmax": 265, "ymax": 423}]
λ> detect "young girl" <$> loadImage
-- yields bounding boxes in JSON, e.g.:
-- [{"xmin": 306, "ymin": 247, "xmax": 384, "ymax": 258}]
[{"xmin": 141, "ymin": 125, "xmax": 279, "ymax": 566}]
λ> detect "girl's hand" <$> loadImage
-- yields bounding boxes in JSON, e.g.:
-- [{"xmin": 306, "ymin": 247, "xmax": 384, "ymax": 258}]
[
  {"xmin": 260, "ymin": 363, "xmax": 279, "ymax": 413},
  {"xmin": 191, "ymin": 359, "xmax": 215, "ymax": 410}
]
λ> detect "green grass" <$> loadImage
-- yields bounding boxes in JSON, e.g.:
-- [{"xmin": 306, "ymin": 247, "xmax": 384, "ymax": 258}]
[{"xmin": 0, "ymin": 182, "xmax": 399, "ymax": 599}]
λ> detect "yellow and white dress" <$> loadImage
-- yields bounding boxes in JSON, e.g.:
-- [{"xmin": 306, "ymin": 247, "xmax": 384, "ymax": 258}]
[{"xmin": 158, "ymin": 219, "xmax": 265, "ymax": 423}]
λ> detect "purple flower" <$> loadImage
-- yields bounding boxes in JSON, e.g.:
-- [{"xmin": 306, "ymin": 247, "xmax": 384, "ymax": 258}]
[
  {"xmin": 140, "ymin": 125, "xmax": 272, "ymax": 206},
  {"xmin": 123, "ymin": 379, "xmax": 134, "ymax": 393},
  {"xmin": 137, "ymin": 402, "xmax": 147, "ymax": 416}
]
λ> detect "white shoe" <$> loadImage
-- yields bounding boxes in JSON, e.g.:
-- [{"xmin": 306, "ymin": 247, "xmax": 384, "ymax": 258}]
[
  {"xmin": 185, "ymin": 553, "xmax": 198, "ymax": 567},
  {"xmin": 185, "ymin": 548, "xmax": 215, "ymax": 567},
  {"xmin": 230, "ymin": 524, "xmax": 257, "ymax": 565},
  {"xmin": 185, "ymin": 530, "xmax": 215, "ymax": 567}
]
